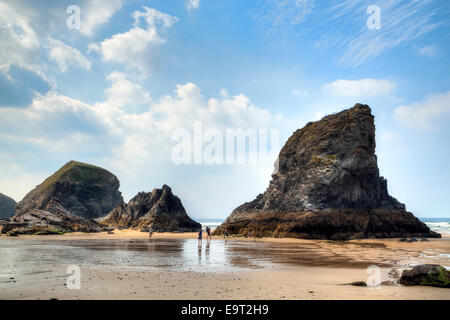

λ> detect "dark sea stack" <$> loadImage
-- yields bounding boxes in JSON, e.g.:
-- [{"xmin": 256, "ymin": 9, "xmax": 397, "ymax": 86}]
[
  {"xmin": 100, "ymin": 185, "xmax": 201, "ymax": 232},
  {"xmin": 4, "ymin": 161, "xmax": 123, "ymax": 234},
  {"xmin": 0, "ymin": 193, "xmax": 16, "ymax": 219},
  {"xmin": 216, "ymin": 104, "xmax": 440, "ymax": 240}
]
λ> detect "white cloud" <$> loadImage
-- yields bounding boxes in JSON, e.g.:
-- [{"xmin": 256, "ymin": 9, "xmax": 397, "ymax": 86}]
[
  {"xmin": 88, "ymin": 7, "xmax": 178, "ymax": 75},
  {"xmin": 0, "ymin": 78, "xmax": 280, "ymax": 182},
  {"xmin": 394, "ymin": 91, "xmax": 450, "ymax": 130},
  {"xmin": 417, "ymin": 45, "xmax": 438, "ymax": 58},
  {"xmin": 0, "ymin": 80, "xmax": 282, "ymax": 208},
  {"xmin": 0, "ymin": 0, "xmax": 121, "ymax": 75},
  {"xmin": 47, "ymin": 38, "xmax": 91, "ymax": 72},
  {"xmin": 322, "ymin": 79, "xmax": 397, "ymax": 97},
  {"xmin": 0, "ymin": 2, "xmax": 41, "ymax": 75},
  {"xmin": 0, "ymin": 92, "xmax": 107, "ymax": 138},
  {"xmin": 101, "ymin": 71, "xmax": 152, "ymax": 112},
  {"xmin": 186, "ymin": 0, "xmax": 200, "ymax": 11},
  {"xmin": 80, "ymin": 0, "xmax": 122, "ymax": 37}
]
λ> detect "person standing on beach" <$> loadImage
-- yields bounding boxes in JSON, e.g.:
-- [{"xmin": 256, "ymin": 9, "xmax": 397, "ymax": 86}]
[
  {"xmin": 206, "ymin": 226, "xmax": 211, "ymax": 240},
  {"xmin": 223, "ymin": 227, "xmax": 229, "ymax": 238},
  {"xmin": 247, "ymin": 227, "xmax": 253, "ymax": 239},
  {"xmin": 198, "ymin": 228, "xmax": 203, "ymax": 247}
]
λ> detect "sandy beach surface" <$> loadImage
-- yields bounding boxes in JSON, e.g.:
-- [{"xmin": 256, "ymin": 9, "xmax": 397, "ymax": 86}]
[{"xmin": 0, "ymin": 229, "xmax": 449, "ymax": 300}]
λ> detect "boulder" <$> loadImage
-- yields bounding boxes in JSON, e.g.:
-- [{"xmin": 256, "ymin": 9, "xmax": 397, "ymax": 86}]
[{"xmin": 400, "ymin": 264, "xmax": 450, "ymax": 288}]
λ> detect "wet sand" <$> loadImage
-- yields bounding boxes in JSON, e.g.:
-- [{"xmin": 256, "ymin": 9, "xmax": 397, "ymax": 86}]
[{"xmin": 0, "ymin": 230, "xmax": 449, "ymax": 300}]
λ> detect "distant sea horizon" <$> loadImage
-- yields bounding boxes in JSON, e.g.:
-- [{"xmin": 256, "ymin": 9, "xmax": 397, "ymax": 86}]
[{"xmin": 195, "ymin": 217, "xmax": 450, "ymax": 235}]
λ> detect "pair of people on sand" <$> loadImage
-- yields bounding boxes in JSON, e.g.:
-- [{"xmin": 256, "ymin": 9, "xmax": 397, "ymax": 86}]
[{"xmin": 198, "ymin": 226, "xmax": 212, "ymax": 246}]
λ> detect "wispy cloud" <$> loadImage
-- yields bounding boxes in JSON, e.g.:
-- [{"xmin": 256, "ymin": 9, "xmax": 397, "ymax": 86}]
[
  {"xmin": 254, "ymin": 0, "xmax": 315, "ymax": 37},
  {"xmin": 322, "ymin": 78, "xmax": 397, "ymax": 97},
  {"xmin": 334, "ymin": 0, "xmax": 445, "ymax": 66},
  {"xmin": 256, "ymin": 0, "xmax": 448, "ymax": 66}
]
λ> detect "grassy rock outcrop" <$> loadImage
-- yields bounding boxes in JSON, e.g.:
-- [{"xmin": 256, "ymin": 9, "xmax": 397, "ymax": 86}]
[{"xmin": 3, "ymin": 161, "xmax": 123, "ymax": 234}]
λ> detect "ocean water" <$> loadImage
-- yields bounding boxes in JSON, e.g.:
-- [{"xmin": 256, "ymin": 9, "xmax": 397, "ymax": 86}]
[
  {"xmin": 198, "ymin": 218, "xmax": 450, "ymax": 235},
  {"xmin": 422, "ymin": 218, "xmax": 450, "ymax": 235},
  {"xmin": 197, "ymin": 219, "xmax": 224, "ymax": 230}
]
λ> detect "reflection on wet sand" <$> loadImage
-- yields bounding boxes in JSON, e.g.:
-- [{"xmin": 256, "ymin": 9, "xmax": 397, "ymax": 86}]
[{"xmin": 1, "ymin": 238, "xmax": 449, "ymax": 278}]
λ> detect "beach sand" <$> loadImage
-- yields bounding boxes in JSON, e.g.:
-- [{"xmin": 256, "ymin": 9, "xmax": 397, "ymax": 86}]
[{"xmin": 1, "ymin": 230, "xmax": 449, "ymax": 300}]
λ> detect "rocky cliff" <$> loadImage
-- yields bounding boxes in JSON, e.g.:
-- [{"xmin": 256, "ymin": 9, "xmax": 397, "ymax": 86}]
[
  {"xmin": 4, "ymin": 161, "xmax": 123, "ymax": 234},
  {"xmin": 216, "ymin": 104, "xmax": 440, "ymax": 240},
  {"xmin": 0, "ymin": 193, "xmax": 16, "ymax": 219},
  {"xmin": 100, "ymin": 185, "xmax": 201, "ymax": 232}
]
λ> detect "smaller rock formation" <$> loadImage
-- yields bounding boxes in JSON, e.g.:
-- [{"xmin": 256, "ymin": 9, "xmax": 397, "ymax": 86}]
[
  {"xmin": 0, "ymin": 193, "xmax": 16, "ymax": 219},
  {"xmin": 100, "ymin": 185, "xmax": 201, "ymax": 232},
  {"xmin": 400, "ymin": 264, "xmax": 450, "ymax": 288}
]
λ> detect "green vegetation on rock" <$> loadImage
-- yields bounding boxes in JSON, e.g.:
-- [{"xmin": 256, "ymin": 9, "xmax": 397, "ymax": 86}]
[
  {"xmin": 39, "ymin": 161, "xmax": 112, "ymax": 191},
  {"xmin": 400, "ymin": 264, "xmax": 450, "ymax": 288}
]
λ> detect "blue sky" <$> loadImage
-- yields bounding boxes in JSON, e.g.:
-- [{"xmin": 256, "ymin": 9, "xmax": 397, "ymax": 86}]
[{"xmin": 0, "ymin": 0, "xmax": 449, "ymax": 218}]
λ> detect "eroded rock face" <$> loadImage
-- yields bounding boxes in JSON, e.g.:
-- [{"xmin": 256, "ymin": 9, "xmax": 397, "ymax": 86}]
[
  {"xmin": 3, "ymin": 208, "xmax": 107, "ymax": 234},
  {"xmin": 0, "ymin": 193, "xmax": 16, "ymax": 219},
  {"xmin": 4, "ymin": 161, "xmax": 123, "ymax": 234},
  {"xmin": 100, "ymin": 185, "xmax": 201, "ymax": 232},
  {"xmin": 216, "ymin": 104, "xmax": 440, "ymax": 239}
]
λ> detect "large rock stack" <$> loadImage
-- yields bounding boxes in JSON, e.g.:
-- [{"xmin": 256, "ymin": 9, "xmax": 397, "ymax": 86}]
[{"xmin": 216, "ymin": 104, "xmax": 440, "ymax": 240}]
